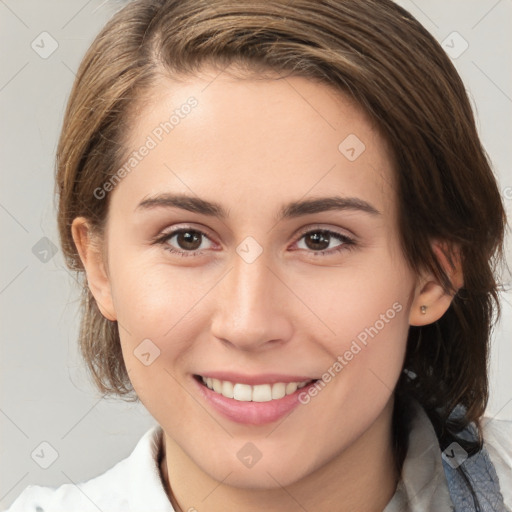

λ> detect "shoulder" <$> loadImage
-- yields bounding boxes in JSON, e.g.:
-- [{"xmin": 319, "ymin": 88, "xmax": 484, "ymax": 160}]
[
  {"xmin": 5, "ymin": 425, "xmax": 172, "ymax": 512},
  {"xmin": 481, "ymin": 415, "xmax": 512, "ymax": 510}
]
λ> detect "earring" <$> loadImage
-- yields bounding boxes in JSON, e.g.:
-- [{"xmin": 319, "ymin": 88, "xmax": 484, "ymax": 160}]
[{"xmin": 420, "ymin": 305, "xmax": 427, "ymax": 314}]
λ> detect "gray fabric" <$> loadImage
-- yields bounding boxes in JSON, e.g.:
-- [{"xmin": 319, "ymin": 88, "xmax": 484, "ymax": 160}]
[
  {"xmin": 384, "ymin": 398, "xmax": 510, "ymax": 512},
  {"xmin": 443, "ymin": 449, "xmax": 507, "ymax": 512},
  {"xmin": 442, "ymin": 404, "xmax": 507, "ymax": 512}
]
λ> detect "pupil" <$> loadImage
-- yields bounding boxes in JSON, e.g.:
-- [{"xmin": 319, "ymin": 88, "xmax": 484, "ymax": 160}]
[
  {"xmin": 306, "ymin": 232, "xmax": 329, "ymax": 251},
  {"xmin": 179, "ymin": 231, "xmax": 201, "ymax": 250}
]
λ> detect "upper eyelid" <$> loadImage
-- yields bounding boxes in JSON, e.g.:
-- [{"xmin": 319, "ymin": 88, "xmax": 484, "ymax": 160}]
[
  {"xmin": 295, "ymin": 224, "xmax": 355, "ymax": 240},
  {"xmin": 155, "ymin": 223, "xmax": 214, "ymax": 241},
  {"xmin": 158, "ymin": 224, "xmax": 355, "ymax": 249}
]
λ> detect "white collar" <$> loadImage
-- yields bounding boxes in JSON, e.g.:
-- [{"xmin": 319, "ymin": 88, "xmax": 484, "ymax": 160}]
[{"xmin": 127, "ymin": 424, "xmax": 175, "ymax": 511}]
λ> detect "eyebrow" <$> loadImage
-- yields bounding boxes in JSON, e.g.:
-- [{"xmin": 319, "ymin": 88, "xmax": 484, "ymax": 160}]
[{"xmin": 135, "ymin": 193, "xmax": 381, "ymax": 220}]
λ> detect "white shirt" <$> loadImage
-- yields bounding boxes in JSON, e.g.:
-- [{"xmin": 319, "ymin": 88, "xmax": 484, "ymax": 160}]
[{"xmin": 5, "ymin": 402, "xmax": 512, "ymax": 512}]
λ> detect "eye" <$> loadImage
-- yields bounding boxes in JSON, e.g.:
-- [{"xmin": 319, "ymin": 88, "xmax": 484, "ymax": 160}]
[
  {"xmin": 153, "ymin": 227, "xmax": 214, "ymax": 257},
  {"xmin": 293, "ymin": 228, "xmax": 355, "ymax": 256}
]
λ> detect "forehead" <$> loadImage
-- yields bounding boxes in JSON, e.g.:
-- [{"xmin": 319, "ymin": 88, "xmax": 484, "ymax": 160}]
[{"xmin": 112, "ymin": 67, "xmax": 396, "ymax": 219}]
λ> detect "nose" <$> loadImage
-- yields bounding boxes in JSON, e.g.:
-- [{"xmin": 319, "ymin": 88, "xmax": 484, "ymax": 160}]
[{"xmin": 210, "ymin": 247, "xmax": 293, "ymax": 352}]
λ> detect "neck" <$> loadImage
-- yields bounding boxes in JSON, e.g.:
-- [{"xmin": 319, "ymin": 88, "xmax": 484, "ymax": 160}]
[{"xmin": 159, "ymin": 398, "xmax": 400, "ymax": 512}]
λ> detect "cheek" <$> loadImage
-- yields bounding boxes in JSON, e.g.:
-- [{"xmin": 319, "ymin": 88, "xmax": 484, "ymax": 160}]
[
  {"xmin": 107, "ymin": 251, "xmax": 223, "ymax": 400},
  {"xmin": 290, "ymin": 254, "xmax": 412, "ymax": 351},
  {"xmin": 283, "ymin": 265, "xmax": 411, "ymax": 464},
  {"xmin": 297, "ymin": 256, "xmax": 412, "ymax": 403},
  {"xmin": 109, "ymin": 253, "xmax": 210, "ymax": 339}
]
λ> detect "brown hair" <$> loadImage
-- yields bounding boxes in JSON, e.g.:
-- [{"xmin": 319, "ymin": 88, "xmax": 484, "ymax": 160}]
[{"xmin": 56, "ymin": 0, "xmax": 506, "ymax": 488}]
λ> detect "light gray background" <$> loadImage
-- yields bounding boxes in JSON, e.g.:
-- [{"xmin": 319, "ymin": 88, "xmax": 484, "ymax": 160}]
[{"xmin": 1, "ymin": 0, "xmax": 511, "ymax": 509}]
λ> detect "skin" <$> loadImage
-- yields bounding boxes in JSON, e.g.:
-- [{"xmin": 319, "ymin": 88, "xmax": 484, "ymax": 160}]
[{"xmin": 72, "ymin": 66, "xmax": 455, "ymax": 512}]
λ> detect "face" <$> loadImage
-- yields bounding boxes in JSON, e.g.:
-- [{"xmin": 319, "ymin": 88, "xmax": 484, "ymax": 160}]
[{"xmin": 76, "ymin": 66, "xmax": 426, "ymax": 489}]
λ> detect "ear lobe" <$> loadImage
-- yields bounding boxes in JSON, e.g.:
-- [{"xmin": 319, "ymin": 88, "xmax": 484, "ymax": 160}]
[
  {"xmin": 409, "ymin": 280, "xmax": 453, "ymax": 326},
  {"xmin": 71, "ymin": 217, "xmax": 117, "ymax": 322}
]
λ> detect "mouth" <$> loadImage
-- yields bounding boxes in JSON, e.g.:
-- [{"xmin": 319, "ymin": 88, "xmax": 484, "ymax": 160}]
[{"xmin": 194, "ymin": 374, "xmax": 318, "ymax": 402}]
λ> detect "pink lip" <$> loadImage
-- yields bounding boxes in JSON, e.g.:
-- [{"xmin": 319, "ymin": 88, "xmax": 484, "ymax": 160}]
[
  {"xmin": 196, "ymin": 371, "xmax": 316, "ymax": 386},
  {"xmin": 192, "ymin": 375, "xmax": 318, "ymax": 425}
]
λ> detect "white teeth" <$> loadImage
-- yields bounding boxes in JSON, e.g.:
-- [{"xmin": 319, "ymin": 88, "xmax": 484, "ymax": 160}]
[
  {"xmin": 212, "ymin": 378, "xmax": 222, "ymax": 393},
  {"xmin": 271, "ymin": 382, "xmax": 286, "ymax": 400},
  {"xmin": 252, "ymin": 384, "xmax": 272, "ymax": 402},
  {"xmin": 233, "ymin": 383, "xmax": 252, "ymax": 401},
  {"xmin": 222, "ymin": 380, "xmax": 234, "ymax": 398},
  {"xmin": 200, "ymin": 376, "xmax": 312, "ymax": 401},
  {"xmin": 285, "ymin": 382, "xmax": 298, "ymax": 394}
]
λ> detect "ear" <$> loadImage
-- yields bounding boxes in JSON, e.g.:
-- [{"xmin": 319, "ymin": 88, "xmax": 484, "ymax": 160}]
[
  {"xmin": 71, "ymin": 217, "xmax": 117, "ymax": 322},
  {"xmin": 409, "ymin": 241, "xmax": 463, "ymax": 326}
]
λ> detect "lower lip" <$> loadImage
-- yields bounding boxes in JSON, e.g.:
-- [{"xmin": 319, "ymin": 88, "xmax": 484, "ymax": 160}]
[{"xmin": 193, "ymin": 376, "xmax": 317, "ymax": 425}]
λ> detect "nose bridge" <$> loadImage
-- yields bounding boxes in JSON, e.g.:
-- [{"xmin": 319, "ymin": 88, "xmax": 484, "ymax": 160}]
[
  {"xmin": 210, "ymin": 243, "xmax": 290, "ymax": 349},
  {"xmin": 233, "ymin": 248, "xmax": 270, "ymax": 307}
]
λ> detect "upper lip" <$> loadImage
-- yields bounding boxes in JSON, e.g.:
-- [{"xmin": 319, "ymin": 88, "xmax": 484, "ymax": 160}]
[{"xmin": 195, "ymin": 372, "xmax": 318, "ymax": 386}]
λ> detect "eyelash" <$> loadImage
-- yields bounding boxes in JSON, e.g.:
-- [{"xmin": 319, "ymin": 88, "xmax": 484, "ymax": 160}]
[{"xmin": 151, "ymin": 225, "xmax": 356, "ymax": 258}]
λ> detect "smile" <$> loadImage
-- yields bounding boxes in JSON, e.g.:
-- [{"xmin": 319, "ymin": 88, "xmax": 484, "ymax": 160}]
[
  {"xmin": 199, "ymin": 375, "xmax": 313, "ymax": 402},
  {"xmin": 193, "ymin": 373, "xmax": 320, "ymax": 425}
]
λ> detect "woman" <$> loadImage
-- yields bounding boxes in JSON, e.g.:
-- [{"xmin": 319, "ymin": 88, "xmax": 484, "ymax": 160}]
[{"xmin": 7, "ymin": 0, "xmax": 511, "ymax": 510}]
